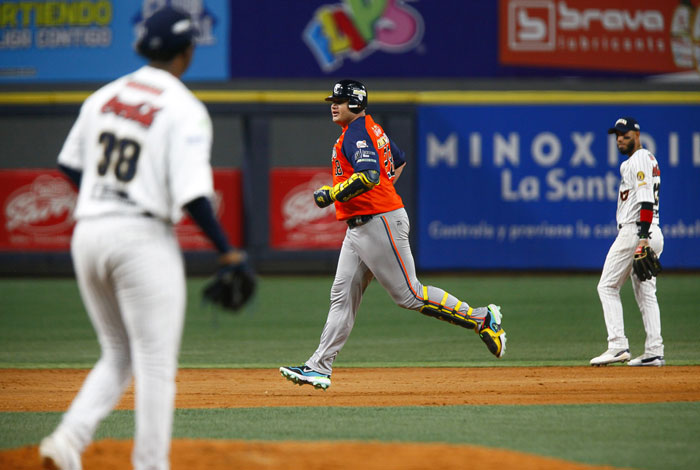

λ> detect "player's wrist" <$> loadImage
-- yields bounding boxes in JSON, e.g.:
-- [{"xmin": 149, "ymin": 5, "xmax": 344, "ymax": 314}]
[{"xmin": 219, "ymin": 250, "xmax": 245, "ymax": 265}]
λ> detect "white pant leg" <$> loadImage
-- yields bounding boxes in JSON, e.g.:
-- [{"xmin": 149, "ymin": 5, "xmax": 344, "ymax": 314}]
[
  {"xmin": 58, "ymin": 217, "xmax": 185, "ymax": 470},
  {"xmin": 631, "ymin": 226, "xmax": 664, "ymax": 356},
  {"xmin": 597, "ymin": 225, "xmax": 639, "ymax": 350},
  {"xmin": 111, "ymin": 220, "xmax": 185, "ymax": 470},
  {"xmin": 59, "ymin": 219, "xmax": 134, "ymax": 451},
  {"xmin": 307, "ymin": 232, "xmax": 372, "ymax": 375}
]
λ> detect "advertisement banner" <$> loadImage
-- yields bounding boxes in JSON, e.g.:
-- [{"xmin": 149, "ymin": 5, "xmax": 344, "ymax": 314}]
[
  {"xmin": 417, "ymin": 104, "xmax": 700, "ymax": 270},
  {"xmin": 269, "ymin": 168, "xmax": 345, "ymax": 250},
  {"xmin": 227, "ymin": 1, "xmax": 501, "ymax": 78},
  {"xmin": 499, "ymin": 0, "xmax": 700, "ymax": 77},
  {"xmin": 176, "ymin": 168, "xmax": 243, "ymax": 251},
  {"xmin": 0, "ymin": 168, "xmax": 242, "ymax": 251},
  {"xmin": 0, "ymin": 0, "xmax": 229, "ymax": 82}
]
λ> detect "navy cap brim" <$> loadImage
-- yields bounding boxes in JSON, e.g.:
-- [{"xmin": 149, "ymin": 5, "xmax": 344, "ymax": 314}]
[{"xmin": 608, "ymin": 125, "xmax": 637, "ymax": 134}]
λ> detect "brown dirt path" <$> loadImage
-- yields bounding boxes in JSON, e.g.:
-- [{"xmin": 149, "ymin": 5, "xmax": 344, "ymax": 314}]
[
  {"xmin": 2, "ymin": 366, "xmax": 699, "ymax": 411},
  {"xmin": 2, "ymin": 366, "xmax": 699, "ymax": 470}
]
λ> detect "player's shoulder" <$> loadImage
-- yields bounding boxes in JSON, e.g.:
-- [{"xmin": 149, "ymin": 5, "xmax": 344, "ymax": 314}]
[
  {"xmin": 345, "ymin": 116, "xmax": 373, "ymax": 141},
  {"xmin": 82, "ymin": 73, "xmax": 128, "ymax": 108},
  {"xmin": 632, "ymin": 148, "xmax": 657, "ymax": 165}
]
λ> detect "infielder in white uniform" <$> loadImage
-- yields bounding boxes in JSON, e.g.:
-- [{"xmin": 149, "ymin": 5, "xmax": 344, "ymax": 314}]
[
  {"xmin": 39, "ymin": 7, "xmax": 244, "ymax": 470},
  {"xmin": 590, "ymin": 117, "xmax": 664, "ymax": 367}
]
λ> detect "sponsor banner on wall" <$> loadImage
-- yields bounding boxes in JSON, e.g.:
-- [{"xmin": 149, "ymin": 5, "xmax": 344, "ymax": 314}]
[
  {"xmin": 269, "ymin": 168, "xmax": 345, "ymax": 250},
  {"xmin": 0, "ymin": 0, "xmax": 228, "ymax": 82},
  {"xmin": 417, "ymin": 104, "xmax": 700, "ymax": 270},
  {"xmin": 177, "ymin": 168, "xmax": 243, "ymax": 250},
  {"xmin": 0, "ymin": 168, "xmax": 242, "ymax": 251},
  {"xmin": 228, "ymin": 1, "xmax": 501, "ymax": 78},
  {"xmin": 500, "ymin": 0, "xmax": 700, "ymax": 77}
]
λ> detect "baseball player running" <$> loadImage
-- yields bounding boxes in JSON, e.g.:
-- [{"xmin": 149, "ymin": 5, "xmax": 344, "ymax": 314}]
[
  {"xmin": 39, "ymin": 7, "xmax": 245, "ymax": 470},
  {"xmin": 280, "ymin": 80, "xmax": 506, "ymax": 390},
  {"xmin": 590, "ymin": 117, "xmax": 665, "ymax": 367}
]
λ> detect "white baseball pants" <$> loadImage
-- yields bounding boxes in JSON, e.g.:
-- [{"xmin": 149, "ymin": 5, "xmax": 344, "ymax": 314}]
[
  {"xmin": 597, "ymin": 223, "xmax": 664, "ymax": 356},
  {"xmin": 57, "ymin": 215, "xmax": 185, "ymax": 470}
]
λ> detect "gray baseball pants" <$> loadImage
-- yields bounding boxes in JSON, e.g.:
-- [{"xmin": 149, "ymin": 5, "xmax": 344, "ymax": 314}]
[{"xmin": 307, "ymin": 208, "xmax": 484, "ymax": 375}]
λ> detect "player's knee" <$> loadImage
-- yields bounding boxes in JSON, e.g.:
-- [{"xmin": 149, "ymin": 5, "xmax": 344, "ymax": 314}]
[
  {"xmin": 597, "ymin": 282, "xmax": 619, "ymax": 298},
  {"xmin": 391, "ymin": 290, "xmax": 422, "ymax": 310}
]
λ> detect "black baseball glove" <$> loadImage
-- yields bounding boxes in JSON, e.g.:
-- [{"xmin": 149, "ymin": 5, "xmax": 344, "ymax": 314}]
[
  {"xmin": 632, "ymin": 245, "xmax": 662, "ymax": 282},
  {"xmin": 202, "ymin": 261, "xmax": 256, "ymax": 312}
]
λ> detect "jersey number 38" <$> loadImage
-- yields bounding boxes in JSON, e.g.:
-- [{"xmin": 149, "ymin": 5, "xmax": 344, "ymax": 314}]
[{"xmin": 97, "ymin": 131, "xmax": 141, "ymax": 182}]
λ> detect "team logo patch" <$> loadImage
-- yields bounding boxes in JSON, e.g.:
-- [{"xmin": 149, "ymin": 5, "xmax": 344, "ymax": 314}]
[
  {"xmin": 356, "ymin": 140, "xmax": 368, "ymax": 148},
  {"xmin": 637, "ymin": 171, "xmax": 645, "ymax": 181}
]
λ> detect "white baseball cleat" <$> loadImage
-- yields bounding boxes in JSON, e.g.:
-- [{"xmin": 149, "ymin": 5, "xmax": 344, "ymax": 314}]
[
  {"xmin": 590, "ymin": 348, "xmax": 630, "ymax": 366},
  {"xmin": 39, "ymin": 430, "xmax": 82, "ymax": 470},
  {"xmin": 628, "ymin": 353, "xmax": 665, "ymax": 367}
]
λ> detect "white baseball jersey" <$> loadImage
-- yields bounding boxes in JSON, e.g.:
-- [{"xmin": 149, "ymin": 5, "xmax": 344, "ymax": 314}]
[
  {"xmin": 50, "ymin": 65, "xmax": 213, "ymax": 470},
  {"xmin": 616, "ymin": 148, "xmax": 660, "ymax": 226},
  {"xmin": 58, "ymin": 65, "xmax": 214, "ymax": 223}
]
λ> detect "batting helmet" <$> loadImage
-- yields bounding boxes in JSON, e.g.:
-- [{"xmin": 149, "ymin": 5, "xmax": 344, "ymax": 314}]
[
  {"xmin": 135, "ymin": 6, "xmax": 197, "ymax": 62},
  {"xmin": 325, "ymin": 79, "xmax": 368, "ymax": 114}
]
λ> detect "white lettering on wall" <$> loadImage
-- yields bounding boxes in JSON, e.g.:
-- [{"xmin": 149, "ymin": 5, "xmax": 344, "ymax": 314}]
[
  {"xmin": 494, "ymin": 133, "xmax": 519, "ymax": 167},
  {"xmin": 427, "ymin": 133, "xmax": 458, "ymax": 167}
]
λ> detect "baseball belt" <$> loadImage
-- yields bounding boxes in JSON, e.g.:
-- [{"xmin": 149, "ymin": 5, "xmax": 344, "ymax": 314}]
[{"xmin": 346, "ymin": 214, "xmax": 374, "ymax": 229}]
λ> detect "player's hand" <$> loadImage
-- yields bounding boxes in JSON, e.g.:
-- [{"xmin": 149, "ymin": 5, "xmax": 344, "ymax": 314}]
[
  {"xmin": 632, "ymin": 245, "xmax": 662, "ymax": 282},
  {"xmin": 313, "ymin": 185, "xmax": 334, "ymax": 208}
]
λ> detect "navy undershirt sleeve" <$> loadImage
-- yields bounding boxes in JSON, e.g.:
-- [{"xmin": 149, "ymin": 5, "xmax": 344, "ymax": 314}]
[
  {"xmin": 184, "ymin": 196, "xmax": 232, "ymax": 254},
  {"xmin": 58, "ymin": 163, "xmax": 82, "ymax": 188},
  {"xmin": 342, "ymin": 121, "xmax": 380, "ymax": 173},
  {"xmin": 389, "ymin": 137, "xmax": 406, "ymax": 169}
]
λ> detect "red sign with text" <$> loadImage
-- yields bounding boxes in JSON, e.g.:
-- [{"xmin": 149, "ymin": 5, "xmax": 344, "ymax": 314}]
[
  {"xmin": 0, "ymin": 169, "xmax": 242, "ymax": 252},
  {"xmin": 499, "ymin": 0, "xmax": 700, "ymax": 74},
  {"xmin": 269, "ymin": 168, "xmax": 346, "ymax": 250}
]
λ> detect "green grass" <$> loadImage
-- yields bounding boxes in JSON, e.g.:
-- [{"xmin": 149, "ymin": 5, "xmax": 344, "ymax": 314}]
[
  {"xmin": 1, "ymin": 275, "xmax": 699, "ymax": 470},
  {"xmin": 2, "ymin": 275, "xmax": 699, "ymax": 367},
  {"xmin": 3, "ymin": 404, "xmax": 699, "ymax": 470}
]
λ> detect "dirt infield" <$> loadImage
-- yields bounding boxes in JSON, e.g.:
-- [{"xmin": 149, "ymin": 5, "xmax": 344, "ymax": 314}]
[{"xmin": 2, "ymin": 366, "xmax": 699, "ymax": 469}]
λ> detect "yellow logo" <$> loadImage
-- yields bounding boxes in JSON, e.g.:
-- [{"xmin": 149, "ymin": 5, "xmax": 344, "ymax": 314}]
[{"xmin": 636, "ymin": 171, "xmax": 645, "ymax": 181}]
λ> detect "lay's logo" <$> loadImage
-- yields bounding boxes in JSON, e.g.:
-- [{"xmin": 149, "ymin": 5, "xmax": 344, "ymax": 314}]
[{"xmin": 303, "ymin": 0, "xmax": 424, "ymax": 72}]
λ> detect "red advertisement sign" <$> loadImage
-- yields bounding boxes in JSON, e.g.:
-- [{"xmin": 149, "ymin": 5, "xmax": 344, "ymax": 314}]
[
  {"xmin": 0, "ymin": 169, "xmax": 242, "ymax": 252},
  {"xmin": 176, "ymin": 169, "xmax": 243, "ymax": 251},
  {"xmin": 0, "ymin": 170, "xmax": 76, "ymax": 251},
  {"xmin": 269, "ymin": 168, "xmax": 346, "ymax": 250},
  {"xmin": 499, "ymin": 0, "xmax": 700, "ymax": 75}
]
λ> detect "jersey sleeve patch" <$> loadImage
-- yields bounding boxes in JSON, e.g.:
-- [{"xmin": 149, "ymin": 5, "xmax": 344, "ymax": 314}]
[
  {"xmin": 637, "ymin": 171, "xmax": 647, "ymax": 186},
  {"xmin": 353, "ymin": 149, "xmax": 378, "ymax": 165}
]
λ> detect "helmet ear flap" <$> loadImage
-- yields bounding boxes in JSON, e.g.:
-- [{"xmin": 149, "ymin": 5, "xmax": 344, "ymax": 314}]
[{"xmin": 347, "ymin": 96, "xmax": 364, "ymax": 114}]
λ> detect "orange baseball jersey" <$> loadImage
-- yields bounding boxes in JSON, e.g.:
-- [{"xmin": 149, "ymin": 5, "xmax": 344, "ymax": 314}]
[{"xmin": 331, "ymin": 115, "xmax": 404, "ymax": 220}]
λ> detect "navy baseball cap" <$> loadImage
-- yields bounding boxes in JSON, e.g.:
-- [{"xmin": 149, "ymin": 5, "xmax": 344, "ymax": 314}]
[
  {"xmin": 608, "ymin": 117, "xmax": 640, "ymax": 134},
  {"xmin": 135, "ymin": 6, "xmax": 197, "ymax": 61}
]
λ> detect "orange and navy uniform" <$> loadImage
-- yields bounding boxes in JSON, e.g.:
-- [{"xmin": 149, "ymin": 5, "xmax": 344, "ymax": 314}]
[{"xmin": 331, "ymin": 115, "xmax": 405, "ymax": 221}]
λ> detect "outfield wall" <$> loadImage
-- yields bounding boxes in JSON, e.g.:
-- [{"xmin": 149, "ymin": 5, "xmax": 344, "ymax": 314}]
[{"xmin": 1, "ymin": 90, "xmax": 698, "ymax": 274}]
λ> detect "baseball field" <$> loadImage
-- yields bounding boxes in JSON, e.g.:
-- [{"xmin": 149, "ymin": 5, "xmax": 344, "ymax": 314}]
[{"xmin": 1, "ymin": 274, "xmax": 699, "ymax": 469}]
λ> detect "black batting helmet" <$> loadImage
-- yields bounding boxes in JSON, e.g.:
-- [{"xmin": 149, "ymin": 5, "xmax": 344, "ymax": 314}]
[{"xmin": 325, "ymin": 79, "xmax": 367, "ymax": 114}]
